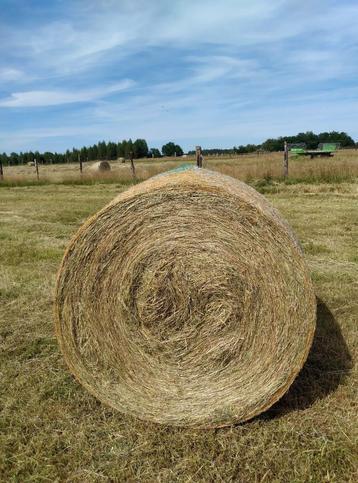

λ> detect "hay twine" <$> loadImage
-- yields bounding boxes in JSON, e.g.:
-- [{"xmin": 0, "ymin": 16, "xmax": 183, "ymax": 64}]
[{"xmin": 55, "ymin": 169, "xmax": 316, "ymax": 427}]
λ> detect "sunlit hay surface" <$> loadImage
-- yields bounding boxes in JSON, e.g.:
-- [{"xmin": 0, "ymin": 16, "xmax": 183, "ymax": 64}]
[{"xmin": 55, "ymin": 169, "xmax": 316, "ymax": 427}]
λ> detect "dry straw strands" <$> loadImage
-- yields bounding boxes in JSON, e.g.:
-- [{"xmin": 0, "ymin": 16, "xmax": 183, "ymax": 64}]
[{"xmin": 55, "ymin": 168, "xmax": 316, "ymax": 428}]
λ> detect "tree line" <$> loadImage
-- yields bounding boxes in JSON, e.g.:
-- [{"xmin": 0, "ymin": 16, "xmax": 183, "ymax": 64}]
[
  {"xmin": 188, "ymin": 131, "xmax": 356, "ymax": 155},
  {"xmin": 1, "ymin": 131, "xmax": 356, "ymax": 166},
  {"xmin": 0, "ymin": 139, "xmax": 184, "ymax": 166},
  {"xmin": 260, "ymin": 131, "xmax": 355, "ymax": 152}
]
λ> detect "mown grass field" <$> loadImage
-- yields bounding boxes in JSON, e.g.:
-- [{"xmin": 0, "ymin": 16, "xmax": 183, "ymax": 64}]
[{"xmin": 0, "ymin": 157, "xmax": 357, "ymax": 481}]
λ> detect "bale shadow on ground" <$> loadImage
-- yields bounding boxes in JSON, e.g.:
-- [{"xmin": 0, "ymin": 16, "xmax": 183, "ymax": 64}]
[{"xmin": 262, "ymin": 297, "xmax": 353, "ymax": 419}]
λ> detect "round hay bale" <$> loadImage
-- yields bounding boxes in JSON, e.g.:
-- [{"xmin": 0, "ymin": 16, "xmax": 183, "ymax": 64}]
[
  {"xmin": 55, "ymin": 169, "xmax": 316, "ymax": 428},
  {"xmin": 90, "ymin": 160, "xmax": 111, "ymax": 172}
]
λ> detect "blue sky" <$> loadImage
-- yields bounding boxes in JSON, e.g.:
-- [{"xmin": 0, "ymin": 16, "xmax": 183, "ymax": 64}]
[{"xmin": 0, "ymin": 0, "xmax": 357, "ymax": 153}]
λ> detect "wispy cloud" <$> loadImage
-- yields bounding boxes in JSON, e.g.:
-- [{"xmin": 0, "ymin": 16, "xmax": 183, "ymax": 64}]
[
  {"xmin": 0, "ymin": 80, "xmax": 134, "ymax": 107},
  {"xmin": 0, "ymin": 68, "xmax": 25, "ymax": 82}
]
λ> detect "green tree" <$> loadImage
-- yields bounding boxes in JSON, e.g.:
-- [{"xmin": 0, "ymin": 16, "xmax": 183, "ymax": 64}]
[
  {"xmin": 33, "ymin": 151, "xmax": 41, "ymax": 164},
  {"xmin": 174, "ymin": 144, "xmax": 183, "ymax": 156},
  {"xmin": 80, "ymin": 146, "xmax": 88, "ymax": 161},
  {"xmin": 65, "ymin": 149, "xmax": 71, "ymax": 163},
  {"xmin": 124, "ymin": 139, "xmax": 133, "ymax": 159},
  {"xmin": 261, "ymin": 138, "xmax": 283, "ymax": 152},
  {"xmin": 9, "ymin": 152, "xmax": 19, "ymax": 165},
  {"xmin": 106, "ymin": 142, "xmax": 117, "ymax": 160},
  {"xmin": 116, "ymin": 142, "xmax": 124, "ymax": 158},
  {"xmin": 69, "ymin": 148, "xmax": 79, "ymax": 163},
  {"xmin": 162, "ymin": 142, "xmax": 184, "ymax": 156},
  {"xmin": 28, "ymin": 151, "xmax": 35, "ymax": 163},
  {"xmin": 88, "ymin": 144, "xmax": 98, "ymax": 161},
  {"xmin": 235, "ymin": 145, "xmax": 248, "ymax": 154},
  {"xmin": 120, "ymin": 140, "xmax": 128, "ymax": 159},
  {"xmin": 43, "ymin": 152, "xmax": 54, "ymax": 164},
  {"xmin": 98, "ymin": 141, "xmax": 107, "ymax": 160},
  {"xmin": 0, "ymin": 152, "xmax": 8, "ymax": 166},
  {"xmin": 150, "ymin": 148, "xmax": 161, "ymax": 158},
  {"xmin": 133, "ymin": 139, "xmax": 149, "ymax": 158},
  {"xmin": 162, "ymin": 142, "xmax": 176, "ymax": 156}
]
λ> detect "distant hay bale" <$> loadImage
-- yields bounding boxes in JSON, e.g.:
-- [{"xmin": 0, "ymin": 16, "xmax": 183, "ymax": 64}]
[
  {"xmin": 27, "ymin": 161, "xmax": 35, "ymax": 167},
  {"xmin": 55, "ymin": 168, "xmax": 316, "ymax": 428},
  {"xmin": 90, "ymin": 160, "xmax": 111, "ymax": 172}
]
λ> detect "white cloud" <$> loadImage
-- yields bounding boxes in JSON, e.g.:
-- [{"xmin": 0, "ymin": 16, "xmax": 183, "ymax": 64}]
[
  {"xmin": 3, "ymin": 0, "xmax": 355, "ymax": 77},
  {"xmin": 0, "ymin": 80, "xmax": 135, "ymax": 107},
  {"xmin": 0, "ymin": 68, "xmax": 24, "ymax": 82},
  {"xmin": 188, "ymin": 56, "xmax": 264, "ymax": 82},
  {"xmin": 0, "ymin": 0, "xmax": 356, "ymax": 92}
]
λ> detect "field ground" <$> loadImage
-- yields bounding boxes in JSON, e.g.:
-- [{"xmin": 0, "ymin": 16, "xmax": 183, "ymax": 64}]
[{"xmin": 0, "ymin": 168, "xmax": 357, "ymax": 481}]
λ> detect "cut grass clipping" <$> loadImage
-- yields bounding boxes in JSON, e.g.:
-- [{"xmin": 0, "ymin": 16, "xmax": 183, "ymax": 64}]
[{"xmin": 55, "ymin": 168, "xmax": 316, "ymax": 428}]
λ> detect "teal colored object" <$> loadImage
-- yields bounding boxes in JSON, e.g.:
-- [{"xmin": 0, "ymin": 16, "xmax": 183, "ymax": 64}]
[
  {"xmin": 155, "ymin": 163, "xmax": 197, "ymax": 179},
  {"xmin": 167, "ymin": 163, "xmax": 196, "ymax": 173}
]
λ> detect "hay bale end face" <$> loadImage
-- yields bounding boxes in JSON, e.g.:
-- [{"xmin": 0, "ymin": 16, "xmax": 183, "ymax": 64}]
[
  {"xmin": 55, "ymin": 169, "xmax": 316, "ymax": 427},
  {"xmin": 90, "ymin": 160, "xmax": 111, "ymax": 172}
]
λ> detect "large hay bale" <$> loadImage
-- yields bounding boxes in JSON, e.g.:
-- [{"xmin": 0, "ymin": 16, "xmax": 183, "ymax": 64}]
[
  {"xmin": 90, "ymin": 160, "xmax": 111, "ymax": 172},
  {"xmin": 55, "ymin": 169, "xmax": 316, "ymax": 427}
]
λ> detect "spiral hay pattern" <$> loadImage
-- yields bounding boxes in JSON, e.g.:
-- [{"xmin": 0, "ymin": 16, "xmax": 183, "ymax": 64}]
[{"xmin": 55, "ymin": 169, "xmax": 316, "ymax": 427}]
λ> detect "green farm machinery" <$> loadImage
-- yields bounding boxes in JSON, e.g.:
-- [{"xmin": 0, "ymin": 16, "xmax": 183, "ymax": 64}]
[{"xmin": 289, "ymin": 142, "xmax": 340, "ymax": 159}]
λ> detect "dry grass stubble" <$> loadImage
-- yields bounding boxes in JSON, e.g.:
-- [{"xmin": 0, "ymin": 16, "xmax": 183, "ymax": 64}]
[{"xmin": 0, "ymin": 181, "xmax": 356, "ymax": 481}]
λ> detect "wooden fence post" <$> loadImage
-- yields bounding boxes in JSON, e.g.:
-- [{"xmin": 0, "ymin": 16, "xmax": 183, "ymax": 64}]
[
  {"xmin": 35, "ymin": 158, "xmax": 39, "ymax": 181},
  {"xmin": 130, "ymin": 151, "xmax": 136, "ymax": 180},
  {"xmin": 0, "ymin": 159, "xmax": 3, "ymax": 180},
  {"xmin": 78, "ymin": 152, "xmax": 83, "ymax": 175},
  {"xmin": 283, "ymin": 141, "xmax": 289, "ymax": 177},
  {"xmin": 196, "ymin": 146, "xmax": 202, "ymax": 168}
]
